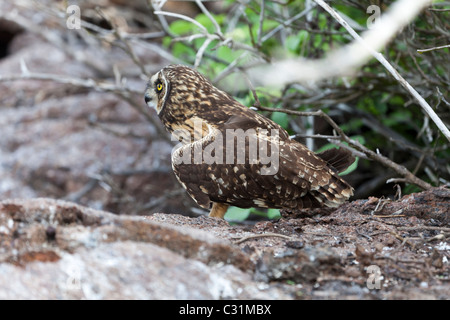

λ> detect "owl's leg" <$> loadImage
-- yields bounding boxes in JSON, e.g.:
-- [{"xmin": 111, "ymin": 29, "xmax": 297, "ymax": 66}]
[{"xmin": 209, "ymin": 202, "xmax": 229, "ymax": 219}]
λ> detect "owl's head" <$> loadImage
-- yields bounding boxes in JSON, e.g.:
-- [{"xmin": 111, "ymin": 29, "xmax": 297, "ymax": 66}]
[{"xmin": 144, "ymin": 65, "xmax": 219, "ymax": 116}]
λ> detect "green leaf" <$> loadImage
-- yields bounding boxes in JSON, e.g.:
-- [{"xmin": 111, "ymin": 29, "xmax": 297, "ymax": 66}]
[
  {"xmin": 171, "ymin": 43, "xmax": 195, "ymax": 59},
  {"xmin": 169, "ymin": 20, "xmax": 194, "ymax": 36},
  {"xmin": 298, "ymin": 30, "xmax": 309, "ymax": 45},
  {"xmin": 339, "ymin": 156, "xmax": 359, "ymax": 176},
  {"xmin": 271, "ymin": 111, "xmax": 289, "ymax": 129},
  {"xmin": 286, "ymin": 34, "xmax": 301, "ymax": 53},
  {"xmin": 340, "ymin": 119, "xmax": 363, "ymax": 132},
  {"xmin": 162, "ymin": 36, "xmax": 172, "ymax": 48},
  {"xmin": 195, "ymin": 13, "xmax": 226, "ymax": 33},
  {"xmin": 267, "ymin": 209, "xmax": 281, "ymax": 219},
  {"xmin": 403, "ymin": 184, "xmax": 422, "ymax": 195},
  {"xmin": 216, "ymin": 45, "xmax": 242, "ymax": 64},
  {"xmin": 225, "ymin": 207, "xmax": 251, "ymax": 221},
  {"xmin": 226, "ymin": 27, "xmax": 248, "ymax": 43},
  {"xmin": 318, "ymin": 14, "xmax": 328, "ymax": 30}
]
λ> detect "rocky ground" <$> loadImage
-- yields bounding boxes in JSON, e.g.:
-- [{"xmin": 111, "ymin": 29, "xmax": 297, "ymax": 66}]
[
  {"xmin": 0, "ymin": 0, "xmax": 448, "ymax": 300},
  {"xmin": 0, "ymin": 189, "xmax": 448, "ymax": 299}
]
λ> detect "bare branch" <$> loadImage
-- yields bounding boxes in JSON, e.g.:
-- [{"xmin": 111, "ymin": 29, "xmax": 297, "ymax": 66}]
[
  {"xmin": 250, "ymin": 0, "xmax": 450, "ymax": 142},
  {"xmin": 195, "ymin": 0, "xmax": 223, "ymax": 37},
  {"xmin": 96, "ymin": 7, "xmax": 148, "ymax": 76},
  {"xmin": 256, "ymin": 0, "xmax": 265, "ymax": 48},
  {"xmin": 153, "ymin": 10, "xmax": 208, "ymax": 33},
  {"xmin": 241, "ymin": 70, "xmax": 432, "ymax": 189},
  {"xmin": 417, "ymin": 44, "xmax": 450, "ymax": 53},
  {"xmin": 0, "ymin": 72, "xmax": 140, "ymax": 95},
  {"xmin": 255, "ymin": 104, "xmax": 433, "ymax": 190},
  {"xmin": 313, "ymin": 0, "xmax": 450, "ymax": 143},
  {"xmin": 260, "ymin": 5, "xmax": 315, "ymax": 43},
  {"xmin": 250, "ymin": 0, "xmax": 430, "ymax": 81}
]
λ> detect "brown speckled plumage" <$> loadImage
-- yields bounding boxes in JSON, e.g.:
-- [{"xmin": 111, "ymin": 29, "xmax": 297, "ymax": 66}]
[{"xmin": 145, "ymin": 65, "xmax": 354, "ymax": 219}]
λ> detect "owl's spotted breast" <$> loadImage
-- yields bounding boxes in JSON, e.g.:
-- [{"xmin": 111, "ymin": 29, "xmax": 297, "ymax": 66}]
[{"xmin": 145, "ymin": 65, "xmax": 355, "ymax": 219}]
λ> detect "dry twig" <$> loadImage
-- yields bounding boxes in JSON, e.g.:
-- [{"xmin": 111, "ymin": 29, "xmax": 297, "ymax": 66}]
[
  {"xmin": 232, "ymin": 232, "xmax": 297, "ymax": 244},
  {"xmin": 244, "ymin": 77, "xmax": 433, "ymax": 190}
]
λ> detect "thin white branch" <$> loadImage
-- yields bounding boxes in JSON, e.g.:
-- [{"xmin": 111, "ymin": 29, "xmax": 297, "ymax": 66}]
[
  {"xmin": 260, "ymin": 5, "xmax": 314, "ymax": 43},
  {"xmin": 195, "ymin": 37, "xmax": 214, "ymax": 68},
  {"xmin": 314, "ymin": 0, "xmax": 450, "ymax": 143},
  {"xmin": 154, "ymin": 2, "xmax": 266, "ymax": 64},
  {"xmin": 173, "ymin": 33, "xmax": 207, "ymax": 42},
  {"xmin": 154, "ymin": 10, "xmax": 208, "ymax": 33},
  {"xmin": 417, "ymin": 44, "xmax": 450, "ymax": 53},
  {"xmin": 0, "ymin": 72, "xmax": 141, "ymax": 95},
  {"xmin": 195, "ymin": 0, "xmax": 223, "ymax": 37},
  {"xmin": 250, "ymin": 0, "xmax": 450, "ymax": 142}
]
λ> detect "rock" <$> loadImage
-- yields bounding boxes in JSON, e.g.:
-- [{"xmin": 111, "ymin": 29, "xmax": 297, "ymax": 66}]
[
  {"xmin": 255, "ymin": 247, "xmax": 342, "ymax": 283},
  {"xmin": 0, "ymin": 0, "xmax": 198, "ymax": 216},
  {"xmin": 0, "ymin": 242, "xmax": 271, "ymax": 299},
  {"xmin": 1, "ymin": 191, "xmax": 449, "ymax": 300},
  {"xmin": 355, "ymin": 186, "xmax": 449, "ymax": 223},
  {"xmin": 0, "ymin": 198, "xmax": 291, "ymax": 299}
]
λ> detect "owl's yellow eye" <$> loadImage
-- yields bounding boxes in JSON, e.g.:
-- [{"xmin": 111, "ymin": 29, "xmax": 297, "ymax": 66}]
[{"xmin": 156, "ymin": 83, "xmax": 163, "ymax": 92}]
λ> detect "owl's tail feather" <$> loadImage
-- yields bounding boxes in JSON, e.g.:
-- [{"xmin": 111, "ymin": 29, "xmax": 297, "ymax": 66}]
[
  {"xmin": 312, "ymin": 173, "xmax": 354, "ymax": 208},
  {"xmin": 316, "ymin": 148, "xmax": 355, "ymax": 173}
]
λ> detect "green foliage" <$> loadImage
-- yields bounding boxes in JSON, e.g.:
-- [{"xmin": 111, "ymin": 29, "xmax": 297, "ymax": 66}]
[
  {"xmin": 286, "ymin": 30, "xmax": 309, "ymax": 54},
  {"xmin": 225, "ymin": 206, "xmax": 251, "ymax": 221},
  {"xmin": 225, "ymin": 206, "xmax": 280, "ymax": 222},
  {"xmin": 271, "ymin": 111, "xmax": 289, "ymax": 129}
]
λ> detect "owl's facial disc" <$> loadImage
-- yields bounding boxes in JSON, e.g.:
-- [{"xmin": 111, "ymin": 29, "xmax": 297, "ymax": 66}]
[{"xmin": 145, "ymin": 71, "xmax": 169, "ymax": 115}]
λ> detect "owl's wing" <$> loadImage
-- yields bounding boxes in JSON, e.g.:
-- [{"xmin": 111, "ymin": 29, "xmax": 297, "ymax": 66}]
[
  {"xmin": 316, "ymin": 147, "xmax": 355, "ymax": 173},
  {"xmin": 171, "ymin": 115, "xmax": 277, "ymax": 209},
  {"xmin": 275, "ymin": 140, "xmax": 354, "ymax": 208},
  {"xmin": 172, "ymin": 115, "xmax": 353, "ymax": 210}
]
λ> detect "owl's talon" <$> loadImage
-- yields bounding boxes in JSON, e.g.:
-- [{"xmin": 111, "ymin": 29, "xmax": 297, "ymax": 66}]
[{"xmin": 208, "ymin": 202, "xmax": 229, "ymax": 219}]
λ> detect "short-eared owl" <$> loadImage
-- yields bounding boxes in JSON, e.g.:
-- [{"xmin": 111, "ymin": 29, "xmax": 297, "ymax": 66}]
[{"xmin": 145, "ymin": 65, "xmax": 354, "ymax": 219}]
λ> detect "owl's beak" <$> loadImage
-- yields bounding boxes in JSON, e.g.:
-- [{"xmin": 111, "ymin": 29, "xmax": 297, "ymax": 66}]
[{"xmin": 144, "ymin": 93, "xmax": 152, "ymax": 104}]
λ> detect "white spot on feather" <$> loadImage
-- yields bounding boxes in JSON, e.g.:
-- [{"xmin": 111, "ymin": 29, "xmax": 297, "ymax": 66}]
[{"xmin": 253, "ymin": 199, "xmax": 268, "ymax": 207}]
